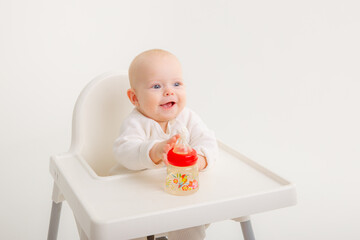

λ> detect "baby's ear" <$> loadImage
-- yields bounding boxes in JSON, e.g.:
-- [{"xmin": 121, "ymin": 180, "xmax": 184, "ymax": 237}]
[{"xmin": 127, "ymin": 88, "xmax": 139, "ymax": 106}]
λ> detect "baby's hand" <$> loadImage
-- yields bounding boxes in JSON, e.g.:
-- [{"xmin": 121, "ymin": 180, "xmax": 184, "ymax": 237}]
[
  {"xmin": 197, "ymin": 155, "xmax": 208, "ymax": 171},
  {"xmin": 150, "ymin": 134, "xmax": 180, "ymax": 165}
]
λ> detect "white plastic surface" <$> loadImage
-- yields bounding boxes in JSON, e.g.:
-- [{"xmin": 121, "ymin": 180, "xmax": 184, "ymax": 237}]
[
  {"xmin": 50, "ymin": 143, "xmax": 296, "ymax": 239},
  {"xmin": 69, "ymin": 71, "xmax": 134, "ymax": 176},
  {"xmin": 49, "ymin": 72, "xmax": 296, "ymax": 240}
]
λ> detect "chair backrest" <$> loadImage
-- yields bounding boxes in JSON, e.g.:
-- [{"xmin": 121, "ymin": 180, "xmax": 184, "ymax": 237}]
[{"xmin": 70, "ymin": 72, "xmax": 133, "ymax": 176}]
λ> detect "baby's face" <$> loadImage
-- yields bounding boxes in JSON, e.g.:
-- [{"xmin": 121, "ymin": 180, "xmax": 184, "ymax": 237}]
[{"xmin": 131, "ymin": 54, "xmax": 186, "ymax": 124}]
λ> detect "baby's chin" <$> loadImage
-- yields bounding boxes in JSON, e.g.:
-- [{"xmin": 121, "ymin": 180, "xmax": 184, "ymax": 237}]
[
  {"xmin": 155, "ymin": 113, "xmax": 179, "ymax": 122},
  {"xmin": 155, "ymin": 109, "xmax": 183, "ymax": 122}
]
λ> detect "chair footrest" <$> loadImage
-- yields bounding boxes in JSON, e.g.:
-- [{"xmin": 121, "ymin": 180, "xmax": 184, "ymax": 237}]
[{"xmin": 147, "ymin": 236, "xmax": 168, "ymax": 240}]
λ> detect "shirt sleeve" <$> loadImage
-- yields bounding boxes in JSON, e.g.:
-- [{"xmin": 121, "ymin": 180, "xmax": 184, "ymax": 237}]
[
  {"xmin": 186, "ymin": 110, "xmax": 219, "ymax": 171},
  {"xmin": 113, "ymin": 114, "xmax": 162, "ymax": 171}
]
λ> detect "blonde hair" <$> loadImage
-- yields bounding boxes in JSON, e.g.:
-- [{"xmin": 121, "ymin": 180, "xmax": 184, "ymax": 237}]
[{"xmin": 128, "ymin": 49, "xmax": 178, "ymax": 88}]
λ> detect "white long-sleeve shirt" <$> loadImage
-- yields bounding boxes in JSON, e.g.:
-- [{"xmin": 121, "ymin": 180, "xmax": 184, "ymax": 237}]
[{"xmin": 113, "ymin": 107, "xmax": 218, "ymax": 171}]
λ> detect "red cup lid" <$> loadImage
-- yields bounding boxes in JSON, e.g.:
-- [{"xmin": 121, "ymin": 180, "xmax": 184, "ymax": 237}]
[{"xmin": 167, "ymin": 148, "xmax": 198, "ymax": 167}]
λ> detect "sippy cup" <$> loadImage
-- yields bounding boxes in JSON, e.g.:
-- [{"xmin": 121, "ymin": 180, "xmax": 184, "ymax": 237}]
[{"xmin": 165, "ymin": 130, "xmax": 199, "ymax": 196}]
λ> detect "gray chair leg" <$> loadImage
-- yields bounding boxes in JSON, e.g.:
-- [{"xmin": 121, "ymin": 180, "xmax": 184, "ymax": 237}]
[
  {"xmin": 47, "ymin": 201, "xmax": 62, "ymax": 240},
  {"xmin": 240, "ymin": 220, "xmax": 255, "ymax": 240}
]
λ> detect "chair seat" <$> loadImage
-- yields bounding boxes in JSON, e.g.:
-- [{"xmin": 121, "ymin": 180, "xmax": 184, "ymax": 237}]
[{"xmin": 50, "ymin": 141, "xmax": 296, "ymax": 240}]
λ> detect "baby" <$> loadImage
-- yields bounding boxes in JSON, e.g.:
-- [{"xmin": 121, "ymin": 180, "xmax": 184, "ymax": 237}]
[{"xmin": 113, "ymin": 49, "xmax": 218, "ymax": 240}]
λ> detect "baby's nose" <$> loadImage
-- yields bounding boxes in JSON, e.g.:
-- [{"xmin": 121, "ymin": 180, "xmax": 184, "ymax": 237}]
[{"xmin": 164, "ymin": 88, "xmax": 174, "ymax": 96}]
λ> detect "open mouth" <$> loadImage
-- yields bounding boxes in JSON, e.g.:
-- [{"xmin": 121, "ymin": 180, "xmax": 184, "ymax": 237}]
[{"xmin": 160, "ymin": 101, "xmax": 176, "ymax": 109}]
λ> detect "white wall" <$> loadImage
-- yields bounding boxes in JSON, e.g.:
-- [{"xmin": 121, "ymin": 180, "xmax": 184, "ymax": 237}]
[{"xmin": 1, "ymin": 0, "xmax": 360, "ymax": 239}]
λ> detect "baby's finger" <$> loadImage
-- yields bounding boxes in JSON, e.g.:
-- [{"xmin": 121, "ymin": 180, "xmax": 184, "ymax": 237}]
[
  {"xmin": 162, "ymin": 153, "xmax": 169, "ymax": 165},
  {"xmin": 171, "ymin": 134, "xmax": 180, "ymax": 142},
  {"xmin": 168, "ymin": 134, "xmax": 180, "ymax": 146},
  {"xmin": 164, "ymin": 143, "xmax": 172, "ymax": 153}
]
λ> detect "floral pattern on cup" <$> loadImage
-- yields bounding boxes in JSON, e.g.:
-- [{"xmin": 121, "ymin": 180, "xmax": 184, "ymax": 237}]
[{"xmin": 167, "ymin": 173, "xmax": 198, "ymax": 191}]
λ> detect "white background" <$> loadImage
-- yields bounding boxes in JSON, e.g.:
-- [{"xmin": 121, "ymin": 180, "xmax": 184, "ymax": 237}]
[{"xmin": 1, "ymin": 0, "xmax": 360, "ymax": 239}]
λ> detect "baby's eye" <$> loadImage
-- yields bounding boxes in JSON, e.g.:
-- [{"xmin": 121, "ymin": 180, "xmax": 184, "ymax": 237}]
[
  {"xmin": 174, "ymin": 82, "xmax": 181, "ymax": 87},
  {"xmin": 152, "ymin": 84, "xmax": 161, "ymax": 89}
]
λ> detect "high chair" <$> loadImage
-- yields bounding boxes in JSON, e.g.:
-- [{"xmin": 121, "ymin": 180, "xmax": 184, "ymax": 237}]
[{"xmin": 47, "ymin": 72, "xmax": 296, "ymax": 240}]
